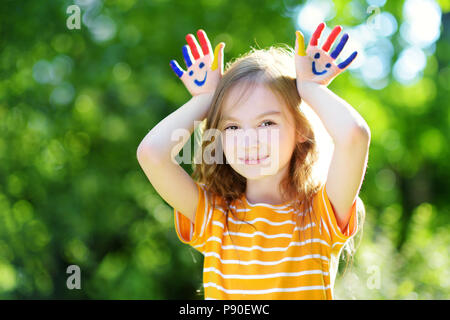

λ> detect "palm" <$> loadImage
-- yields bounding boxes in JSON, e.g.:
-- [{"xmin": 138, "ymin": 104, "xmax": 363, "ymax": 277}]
[
  {"xmin": 295, "ymin": 23, "xmax": 357, "ymax": 86},
  {"xmin": 170, "ymin": 29, "xmax": 225, "ymax": 96}
]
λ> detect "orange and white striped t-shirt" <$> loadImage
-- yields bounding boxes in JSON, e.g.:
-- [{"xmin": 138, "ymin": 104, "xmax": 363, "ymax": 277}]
[{"xmin": 174, "ymin": 182, "xmax": 358, "ymax": 300}]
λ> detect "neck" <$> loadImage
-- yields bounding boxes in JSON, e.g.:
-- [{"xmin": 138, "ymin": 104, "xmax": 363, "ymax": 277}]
[{"xmin": 245, "ymin": 162, "xmax": 291, "ymax": 205}]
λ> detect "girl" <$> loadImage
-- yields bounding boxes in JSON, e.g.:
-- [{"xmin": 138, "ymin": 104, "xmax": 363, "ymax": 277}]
[{"xmin": 137, "ymin": 24, "xmax": 370, "ymax": 300}]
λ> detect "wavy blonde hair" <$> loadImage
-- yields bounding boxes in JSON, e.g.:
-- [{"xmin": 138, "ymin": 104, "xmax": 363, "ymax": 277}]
[{"xmin": 191, "ymin": 44, "xmax": 365, "ymax": 275}]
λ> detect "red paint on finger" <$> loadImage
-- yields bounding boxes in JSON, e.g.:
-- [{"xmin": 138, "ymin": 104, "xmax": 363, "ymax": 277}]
[
  {"xmin": 322, "ymin": 25, "xmax": 342, "ymax": 52},
  {"xmin": 185, "ymin": 34, "xmax": 200, "ymax": 60},
  {"xmin": 310, "ymin": 22, "xmax": 325, "ymax": 46},
  {"xmin": 197, "ymin": 29, "xmax": 210, "ymax": 56}
]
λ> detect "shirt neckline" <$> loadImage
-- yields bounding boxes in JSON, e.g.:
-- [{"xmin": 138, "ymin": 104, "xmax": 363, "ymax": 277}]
[{"xmin": 241, "ymin": 194, "xmax": 295, "ymax": 208}]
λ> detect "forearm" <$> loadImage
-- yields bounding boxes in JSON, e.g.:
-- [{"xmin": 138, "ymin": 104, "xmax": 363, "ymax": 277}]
[
  {"xmin": 137, "ymin": 92, "xmax": 214, "ymax": 160},
  {"xmin": 298, "ymin": 81, "xmax": 370, "ymax": 144}
]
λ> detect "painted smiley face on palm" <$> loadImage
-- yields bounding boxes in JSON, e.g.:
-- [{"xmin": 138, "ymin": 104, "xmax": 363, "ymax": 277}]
[
  {"xmin": 295, "ymin": 23, "xmax": 358, "ymax": 86},
  {"xmin": 170, "ymin": 29, "xmax": 224, "ymax": 96},
  {"xmin": 312, "ymin": 52, "xmax": 332, "ymax": 75},
  {"xmin": 188, "ymin": 61, "xmax": 207, "ymax": 86}
]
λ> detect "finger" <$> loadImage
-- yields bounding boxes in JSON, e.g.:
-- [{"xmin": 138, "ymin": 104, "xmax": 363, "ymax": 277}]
[
  {"xmin": 211, "ymin": 43, "xmax": 221, "ymax": 71},
  {"xmin": 330, "ymin": 33, "xmax": 349, "ymax": 59},
  {"xmin": 295, "ymin": 31, "xmax": 306, "ymax": 56},
  {"xmin": 197, "ymin": 29, "xmax": 213, "ymax": 56},
  {"xmin": 322, "ymin": 25, "xmax": 342, "ymax": 52},
  {"xmin": 337, "ymin": 51, "xmax": 358, "ymax": 69},
  {"xmin": 185, "ymin": 33, "xmax": 201, "ymax": 60},
  {"xmin": 170, "ymin": 59, "xmax": 184, "ymax": 78},
  {"xmin": 309, "ymin": 22, "xmax": 325, "ymax": 46},
  {"xmin": 211, "ymin": 42, "xmax": 225, "ymax": 72},
  {"xmin": 182, "ymin": 45, "xmax": 194, "ymax": 68}
]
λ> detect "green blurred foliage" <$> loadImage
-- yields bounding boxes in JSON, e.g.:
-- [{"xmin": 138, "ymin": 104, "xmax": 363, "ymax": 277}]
[{"xmin": 0, "ymin": 0, "xmax": 448, "ymax": 299}]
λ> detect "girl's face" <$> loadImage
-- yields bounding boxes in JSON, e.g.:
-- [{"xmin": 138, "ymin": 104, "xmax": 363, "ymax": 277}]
[{"xmin": 219, "ymin": 83, "xmax": 298, "ymax": 179}]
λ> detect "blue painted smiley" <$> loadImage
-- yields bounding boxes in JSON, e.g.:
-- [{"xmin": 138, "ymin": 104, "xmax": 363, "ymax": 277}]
[
  {"xmin": 312, "ymin": 53, "xmax": 332, "ymax": 75},
  {"xmin": 189, "ymin": 62, "xmax": 208, "ymax": 86}
]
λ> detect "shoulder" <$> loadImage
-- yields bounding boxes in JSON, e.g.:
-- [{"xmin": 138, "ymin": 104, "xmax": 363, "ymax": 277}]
[{"xmin": 196, "ymin": 182, "xmax": 231, "ymax": 212}]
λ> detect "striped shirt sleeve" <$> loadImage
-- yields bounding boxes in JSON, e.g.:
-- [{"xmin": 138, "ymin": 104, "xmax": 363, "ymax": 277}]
[
  {"xmin": 173, "ymin": 182, "xmax": 213, "ymax": 254},
  {"xmin": 312, "ymin": 183, "xmax": 358, "ymax": 251}
]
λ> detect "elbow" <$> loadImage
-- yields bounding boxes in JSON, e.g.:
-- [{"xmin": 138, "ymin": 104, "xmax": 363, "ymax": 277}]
[
  {"xmin": 137, "ymin": 141, "xmax": 168, "ymax": 167},
  {"xmin": 137, "ymin": 131, "xmax": 157, "ymax": 161},
  {"xmin": 136, "ymin": 145, "xmax": 143, "ymax": 161},
  {"xmin": 339, "ymin": 124, "xmax": 371, "ymax": 148},
  {"xmin": 137, "ymin": 141, "xmax": 152, "ymax": 162},
  {"xmin": 350, "ymin": 124, "xmax": 371, "ymax": 147},
  {"xmin": 137, "ymin": 130, "xmax": 163, "ymax": 161},
  {"xmin": 137, "ymin": 140, "xmax": 145, "ymax": 159},
  {"xmin": 358, "ymin": 124, "xmax": 371, "ymax": 143}
]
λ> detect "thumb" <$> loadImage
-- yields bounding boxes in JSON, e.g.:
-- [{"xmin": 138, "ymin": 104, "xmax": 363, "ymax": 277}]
[
  {"xmin": 211, "ymin": 42, "xmax": 225, "ymax": 74},
  {"xmin": 295, "ymin": 31, "xmax": 306, "ymax": 56}
]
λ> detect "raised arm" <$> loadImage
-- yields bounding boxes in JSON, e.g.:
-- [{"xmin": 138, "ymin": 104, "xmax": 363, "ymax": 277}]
[
  {"xmin": 294, "ymin": 23, "xmax": 370, "ymax": 232},
  {"xmin": 137, "ymin": 93, "xmax": 213, "ymax": 223},
  {"xmin": 137, "ymin": 29, "xmax": 225, "ymax": 223}
]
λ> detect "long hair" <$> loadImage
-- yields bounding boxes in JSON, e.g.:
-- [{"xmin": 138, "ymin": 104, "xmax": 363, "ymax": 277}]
[{"xmin": 191, "ymin": 44, "xmax": 365, "ymax": 272}]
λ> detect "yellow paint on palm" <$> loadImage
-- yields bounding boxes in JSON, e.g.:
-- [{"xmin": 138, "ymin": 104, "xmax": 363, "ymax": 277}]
[{"xmin": 296, "ymin": 31, "xmax": 306, "ymax": 56}]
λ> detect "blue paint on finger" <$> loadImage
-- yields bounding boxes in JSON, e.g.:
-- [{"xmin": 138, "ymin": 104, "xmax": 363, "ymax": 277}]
[
  {"xmin": 182, "ymin": 45, "xmax": 193, "ymax": 68},
  {"xmin": 337, "ymin": 51, "xmax": 357, "ymax": 69},
  {"xmin": 330, "ymin": 33, "xmax": 349, "ymax": 59},
  {"xmin": 170, "ymin": 60, "xmax": 184, "ymax": 78}
]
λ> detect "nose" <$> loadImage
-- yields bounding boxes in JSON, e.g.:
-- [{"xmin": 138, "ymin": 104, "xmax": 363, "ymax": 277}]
[
  {"xmin": 237, "ymin": 128, "xmax": 259, "ymax": 149},
  {"xmin": 236, "ymin": 129, "xmax": 264, "ymax": 160}
]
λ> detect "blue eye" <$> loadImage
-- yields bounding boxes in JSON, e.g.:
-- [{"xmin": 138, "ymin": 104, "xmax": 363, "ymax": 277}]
[
  {"xmin": 314, "ymin": 53, "xmax": 320, "ymax": 59},
  {"xmin": 199, "ymin": 62, "xmax": 205, "ymax": 69},
  {"xmin": 325, "ymin": 63, "xmax": 331, "ymax": 68},
  {"xmin": 189, "ymin": 70, "xmax": 194, "ymax": 76}
]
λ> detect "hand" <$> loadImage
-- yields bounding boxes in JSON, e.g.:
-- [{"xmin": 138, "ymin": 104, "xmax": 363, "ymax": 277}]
[
  {"xmin": 170, "ymin": 29, "xmax": 225, "ymax": 96},
  {"xmin": 294, "ymin": 22, "xmax": 357, "ymax": 87}
]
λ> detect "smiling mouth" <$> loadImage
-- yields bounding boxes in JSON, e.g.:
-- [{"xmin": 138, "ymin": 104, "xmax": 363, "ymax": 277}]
[
  {"xmin": 312, "ymin": 62, "xmax": 327, "ymax": 75},
  {"xmin": 194, "ymin": 71, "xmax": 208, "ymax": 86},
  {"xmin": 239, "ymin": 155, "xmax": 270, "ymax": 165}
]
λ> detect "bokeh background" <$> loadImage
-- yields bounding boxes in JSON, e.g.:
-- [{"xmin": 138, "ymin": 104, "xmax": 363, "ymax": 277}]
[{"xmin": 0, "ymin": 0, "xmax": 449, "ymax": 299}]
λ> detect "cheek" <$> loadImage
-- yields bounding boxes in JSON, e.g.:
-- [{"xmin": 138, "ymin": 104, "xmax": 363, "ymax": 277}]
[
  {"xmin": 273, "ymin": 127, "xmax": 296, "ymax": 159},
  {"xmin": 264, "ymin": 128, "xmax": 288, "ymax": 152},
  {"xmin": 222, "ymin": 132, "xmax": 242, "ymax": 164},
  {"xmin": 222, "ymin": 132, "xmax": 235, "ymax": 154}
]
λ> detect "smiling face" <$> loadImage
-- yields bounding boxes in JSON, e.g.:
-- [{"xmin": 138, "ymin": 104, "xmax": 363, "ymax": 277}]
[
  {"xmin": 295, "ymin": 45, "xmax": 342, "ymax": 85},
  {"xmin": 295, "ymin": 23, "xmax": 358, "ymax": 86},
  {"xmin": 312, "ymin": 52, "xmax": 332, "ymax": 75},
  {"xmin": 219, "ymin": 83, "xmax": 298, "ymax": 180},
  {"xmin": 306, "ymin": 47, "xmax": 340, "ymax": 77},
  {"xmin": 189, "ymin": 61, "xmax": 208, "ymax": 86}
]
